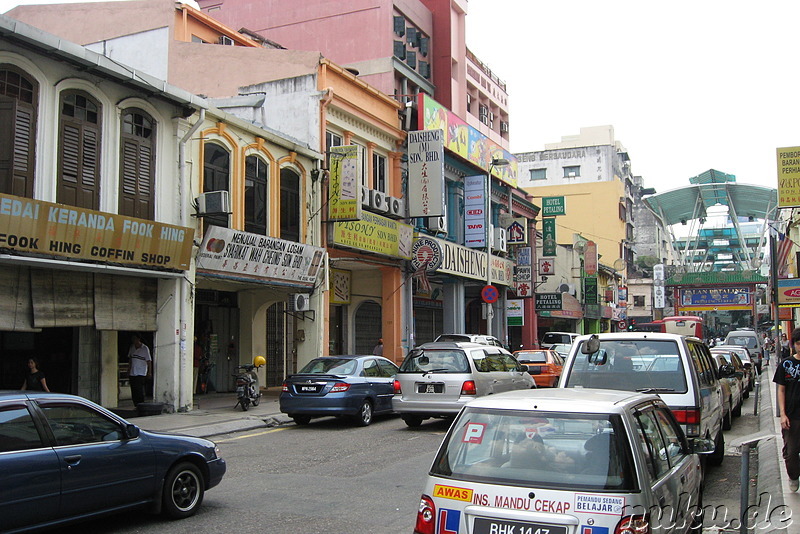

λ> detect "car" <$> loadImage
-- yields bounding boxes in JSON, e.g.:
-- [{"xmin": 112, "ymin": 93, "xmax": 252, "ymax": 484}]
[
  {"xmin": 279, "ymin": 355, "xmax": 399, "ymax": 426},
  {"xmin": 712, "ymin": 345, "xmax": 755, "ymax": 392},
  {"xmin": 560, "ymin": 332, "xmax": 726, "ymax": 467},
  {"xmin": 548, "ymin": 343, "xmax": 572, "ymax": 359},
  {"xmin": 723, "ymin": 329, "xmax": 763, "ymax": 373},
  {"xmin": 512, "ymin": 349, "xmax": 563, "ymax": 387},
  {"xmin": 541, "ymin": 331, "xmax": 578, "ymax": 346},
  {"xmin": 413, "ymin": 388, "xmax": 713, "ymax": 534},
  {"xmin": 0, "ymin": 391, "xmax": 226, "ymax": 533},
  {"xmin": 392, "ymin": 342, "xmax": 535, "ymax": 427},
  {"xmin": 434, "ymin": 334, "xmax": 504, "ymax": 347},
  {"xmin": 710, "ymin": 351, "xmax": 744, "ymax": 430}
]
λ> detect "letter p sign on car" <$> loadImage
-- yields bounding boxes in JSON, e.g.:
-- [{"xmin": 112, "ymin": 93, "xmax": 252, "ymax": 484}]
[{"xmin": 462, "ymin": 422, "xmax": 486, "ymax": 444}]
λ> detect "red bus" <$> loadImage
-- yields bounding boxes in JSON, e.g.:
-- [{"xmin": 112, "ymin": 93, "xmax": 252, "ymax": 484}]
[{"xmin": 661, "ymin": 316, "xmax": 706, "ymax": 338}]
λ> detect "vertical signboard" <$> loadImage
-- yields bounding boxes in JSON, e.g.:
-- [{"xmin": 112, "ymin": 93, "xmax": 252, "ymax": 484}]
[
  {"xmin": 542, "ymin": 218, "xmax": 556, "ymax": 256},
  {"xmin": 407, "ymin": 130, "xmax": 445, "ymax": 217},
  {"xmin": 515, "ymin": 246, "xmax": 532, "ymax": 297},
  {"xmin": 464, "ymin": 175, "xmax": 486, "ymax": 248},
  {"xmin": 584, "ymin": 241, "xmax": 598, "ymax": 275},
  {"xmin": 328, "ymin": 145, "xmax": 361, "ymax": 221},
  {"xmin": 777, "ymin": 146, "xmax": 800, "ymax": 208},
  {"xmin": 653, "ymin": 263, "xmax": 665, "ymax": 308},
  {"xmin": 507, "ymin": 299, "xmax": 524, "ymax": 326},
  {"xmin": 584, "ymin": 276, "xmax": 598, "ymax": 305}
]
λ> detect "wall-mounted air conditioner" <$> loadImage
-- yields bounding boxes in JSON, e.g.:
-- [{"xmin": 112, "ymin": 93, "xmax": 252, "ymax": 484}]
[
  {"xmin": 557, "ymin": 283, "xmax": 576, "ymax": 295},
  {"xmin": 369, "ymin": 190, "xmax": 389, "ymax": 213},
  {"xmin": 291, "ymin": 293, "xmax": 310, "ymax": 312},
  {"xmin": 196, "ymin": 191, "xmax": 230, "ymax": 215},
  {"xmin": 387, "ymin": 196, "xmax": 405, "ymax": 218},
  {"xmin": 492, "ymin": 227, "xmax": 507, "ymax": 253},
  {"xmin": 361, "ymin": 187, "xmax": 370, "ymax": 207},
  {"xmin": 426, "ymin": 205, "xmax": 447, "ymax": 234}
]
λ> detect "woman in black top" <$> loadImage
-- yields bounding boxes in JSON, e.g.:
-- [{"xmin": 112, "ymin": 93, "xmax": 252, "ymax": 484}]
[{"xmin": 20, "ymin": 357, "xmax": 50, "ymax": 392}]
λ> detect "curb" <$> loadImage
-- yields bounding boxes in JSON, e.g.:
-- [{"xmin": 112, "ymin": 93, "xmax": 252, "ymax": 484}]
[{"xmin": 755, "ymin": 367, "xmax": 788, "ymax": 533}]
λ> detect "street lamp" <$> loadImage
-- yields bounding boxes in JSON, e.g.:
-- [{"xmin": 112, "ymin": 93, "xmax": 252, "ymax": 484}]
[{"xmin": 485, "ymin": 157, "xmax": 510, "ymax": 335}]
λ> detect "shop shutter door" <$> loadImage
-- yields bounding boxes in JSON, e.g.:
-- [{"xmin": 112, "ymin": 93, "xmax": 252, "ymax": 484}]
[
  {"xmin": 0, "ymin": 266, "xmax": 38, "ymax": 331},
  {"xmin": 31, "ymin": 268, "xmax": 93, "ymax": 328},
  {"xmin": 94, "ymin": 274, "xmax": 157, "ymax": 331},
  {"xmin": 354, "ymin": 301, "xmax": 382, "ymax": 354}
]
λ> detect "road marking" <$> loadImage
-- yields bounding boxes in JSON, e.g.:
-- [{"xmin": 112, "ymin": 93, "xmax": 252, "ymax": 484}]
[{"xmin": 216, "ymin": 426, "xmax": 288, "ymax": 442}]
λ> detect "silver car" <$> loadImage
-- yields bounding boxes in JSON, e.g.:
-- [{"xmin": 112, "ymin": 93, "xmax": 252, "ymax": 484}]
[{"xmin": 392, "ymin": 342, "xmax": 535, "ymax": 427}]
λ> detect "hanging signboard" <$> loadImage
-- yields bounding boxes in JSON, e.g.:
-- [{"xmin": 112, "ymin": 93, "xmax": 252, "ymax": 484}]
[
  {"xmin": 407, "ymin": 129, "xmax": 445, "ymax": 217},
  {"xmin": 535, "ymin": 292, "xmax": 562, "ymax": 311},
  {"xmin": 464, "ymin": 175, "xmax": 487, "ymax": 248},
  {"xmin": 327, "ymin": 145, "xmax": 362, "ymax": 221},
  {"xmin": 541, "ymin": 196, "xmax": 566, "ymax": 216},
  {"xmin": 584, "ymin": 241, "xmax": 598, "ymax": 275},
  {"xmin": 584, "ymin": 276, "xmax": 598, "ymax": 305},
  {"xmin": 777, "ymin": 146, "xmax": 800, "ymax": 208},
  {"xmin": 506, "ymin": 218, "xmax": 527, "ymax": 244},
  {"xmin": 542, "ymin": 218, "xmax": 556, "ymax": 257},
  {"xmin": 507, "ymin": 299, "xmax": 524, "ymax": 326}
]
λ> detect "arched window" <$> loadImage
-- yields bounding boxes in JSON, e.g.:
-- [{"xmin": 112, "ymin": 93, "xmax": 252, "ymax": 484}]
[
  {"xmin": 119, "ymin": 108, "xmax": 155, "ymax": 219},
  {"xmin": 280, "ymin": 167, "xmax": 300, "ymax": 242},
  {"xmin": 245, "ymin": 155, "xmax": 268, "ymax": 235},
  {"xmin": 0, "ymin": 65, "xmax": 37, "ymax": 198},
  {"xmin": 57, "ymin": 91, "xmax": 101, "ymax": 209},
  {"xmin": 203, "ymin": 142, "xmax": 230, "ymax": 228}
]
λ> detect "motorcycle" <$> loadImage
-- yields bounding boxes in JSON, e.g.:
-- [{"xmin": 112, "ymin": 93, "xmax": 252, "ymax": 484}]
[{"xmin": 233, "ymin": 356, "xmax": 265, "ymax": 411}]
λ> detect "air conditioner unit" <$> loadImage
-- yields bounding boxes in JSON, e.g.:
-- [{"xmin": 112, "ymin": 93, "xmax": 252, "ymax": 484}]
[
  {"xmin": 369, "ymin": 190, "xmax": 389, "ymax": 213},
  {"xmin": 292, "ymin": 293, "xmax": 310, "ymax": 312},
  {"xmin": 218, "ymin": 35, "xmax": 234, "ymax": 46},
  {"xmin": 492, "ymin": 227, "xmax": 507, "ymax": 253},
  {"xmin": 361, "ymin": 187, "xmax": 370, "ymax": 207},
  {"xmin": 426, "ymin": 206, "xmax": 447, "ymax": 234},
  {"xmin": 500, "ymin": 121, "xmax": 509, "ymax": 133},
  {"xmin": 196, "ymin": 191, "xmax": 230, "ymax": 215},
  {"xmin": 557, "ymin": 283, "xmax": 576, "ymax": 295},
  {"xmin": 387, "ymin": 196, "xmax": 405, "ymax": 218}
]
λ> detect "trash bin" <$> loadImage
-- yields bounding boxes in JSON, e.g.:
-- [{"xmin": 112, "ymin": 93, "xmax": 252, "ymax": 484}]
[{"xmin": 136, "ymin": 402, "xmax": 165, "ymax": 417}]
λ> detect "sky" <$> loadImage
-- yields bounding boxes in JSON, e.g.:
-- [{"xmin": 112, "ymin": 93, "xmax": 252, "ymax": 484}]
[{"xmin": 1, "ymin": 0, "xmax": 797, "ymax": 196}]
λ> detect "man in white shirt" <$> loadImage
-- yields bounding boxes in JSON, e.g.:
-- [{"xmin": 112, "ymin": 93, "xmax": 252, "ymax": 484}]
[{"xmin": 128, "ymin": 333, "xmax": 152, "ymax": 406}]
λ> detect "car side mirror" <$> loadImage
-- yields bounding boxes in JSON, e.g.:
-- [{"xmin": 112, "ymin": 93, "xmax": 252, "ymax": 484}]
[
  {"xmin": 124, "ymin": 424, "xmax": 140, "ymax": 440},
  {"xmin": 519, "ymin": 364, "xmax": 529, "ymax": 372},
  {"xmin": 690, "ymin": 437, "xmax": 716, "ymax": 454}
]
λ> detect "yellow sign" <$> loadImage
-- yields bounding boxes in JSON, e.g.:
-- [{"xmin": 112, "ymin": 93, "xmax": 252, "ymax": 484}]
[
  {"xmin": 777, "ymin": 146, "xmax": 800, "ymax": 207},
  {"xmin": 333, "ymin": 211, "xmax": 413, "ymax": 259},
  {"xmin": 0, "ymin": 193, "xmax": 194, "ymax": 270},
  {"xmin": 328, "ymin": 145, "xmax": 362, "ymax": 221},
  {"xmin": 432, "ymin": 484, "xmax": 473, "ymax": 502}
]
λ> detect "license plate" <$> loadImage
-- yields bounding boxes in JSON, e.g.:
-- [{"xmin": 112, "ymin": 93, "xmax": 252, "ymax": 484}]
[
  {"xmin": 472, "ymin": 517, "xmax": 567, "ymax": 534},
  {"xmin": 417, "ymin": 383, "xmax": 444, "ymax": 393},
  {"xmin": 298, "ymin": 385, "xmax": 321, "ymax": 393}
]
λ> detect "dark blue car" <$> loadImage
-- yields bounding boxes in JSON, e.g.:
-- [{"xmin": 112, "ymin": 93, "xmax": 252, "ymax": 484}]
[
  {"xmin": 280, "ymin": 355, "xmax": 399, "ymax": 426},
  {"xmin": 0, "ymin": 391, "xmax": 226, "ymax": 533}
]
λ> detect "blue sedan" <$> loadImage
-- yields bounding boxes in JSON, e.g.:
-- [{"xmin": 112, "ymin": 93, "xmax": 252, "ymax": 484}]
[
  {"xmin": 280, "ymin": 355, "xmax": 399, "ymax": 426},
  {"xmin": 0, "ymin": 391, "xmax": 226, "ymax": 533}
]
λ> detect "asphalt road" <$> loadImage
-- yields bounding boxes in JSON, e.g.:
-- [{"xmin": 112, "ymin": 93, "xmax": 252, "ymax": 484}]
[{"xmin": 62, "ymin": 394, "xmax": 759, "ymax": 534}]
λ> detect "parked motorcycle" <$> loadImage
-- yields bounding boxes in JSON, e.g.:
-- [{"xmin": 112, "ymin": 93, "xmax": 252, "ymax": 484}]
[{"xmin": 233, "ymin": 356, "xmax": 265, "ymax": 411}]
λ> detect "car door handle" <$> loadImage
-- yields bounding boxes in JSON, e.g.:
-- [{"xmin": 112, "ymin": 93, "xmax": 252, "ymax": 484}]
[{"xmin": 63, "ymin": 455, "xmax": 82, "ymax": 467}]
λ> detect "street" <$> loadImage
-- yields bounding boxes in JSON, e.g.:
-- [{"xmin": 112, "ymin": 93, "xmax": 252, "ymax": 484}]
[{"xmin": 60, "ymin": 389, "xmax": 761, "ymax": 534}]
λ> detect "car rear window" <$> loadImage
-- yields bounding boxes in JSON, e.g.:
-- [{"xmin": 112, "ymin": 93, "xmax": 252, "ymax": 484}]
[
  {"xmin": 725, "ymin": 335, "xmax": 758, "ymax": 349},
  {"xmin": 436, "ymin": 334, "xmax": 471, "ymax": 343},
  {"xmin": 431, "ymin": 408, "xmax": 635, "ymax": 491},
  {"xmin": 398, "ymin": 349, "xmax": 470, "ymax": 373},
  {"xmin": 299, "ymin": 358, "xmax": 357, "ymax": 375},
  {"xmin": 564, "ymin": 339, "xmax": 688, "ymax": 393},
  {"xmin": 542, "ymin": 333, "xmax": 572, "ymax": 345},
  {"xmin": 516, "ymin": 351, "xmax": 548, "ymax": 363}
]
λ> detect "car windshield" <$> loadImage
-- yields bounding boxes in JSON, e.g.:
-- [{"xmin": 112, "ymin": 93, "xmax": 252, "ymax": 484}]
[
  {"xmin": 516, "ymin": 351, "xmax": 548, "ymax": 363},
  {"xmin": 298, "ymin": 358, "xmax": 357, "ymax": 375},
  {"xmin": 564, "ymin": 339, "xmax": 688, "ymax": 393},
  {"xmin": 398, "ymin": 349, "xmax": 470, "ymax": 373},
  {"xmin": 431, "ymin": 407, "xmax": 635, "ymax": 491}
]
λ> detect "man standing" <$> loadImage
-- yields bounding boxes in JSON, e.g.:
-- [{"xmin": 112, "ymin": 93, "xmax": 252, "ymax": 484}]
[
  {"xmin": 774, "ymin": 327, "xmax": 800, "ymax": 492},
  {"xmin": 372, "ymin": 338, "xmax": 383, "ymax": 356},
  {"xmin": 128, "ymin": 333, "xmax": 152, "ymax": 406}
]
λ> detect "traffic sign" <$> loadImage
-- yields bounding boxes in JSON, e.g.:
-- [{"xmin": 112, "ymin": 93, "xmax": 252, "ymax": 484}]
[
  {"xmin": 481, "ymin": 285, "xmax": 499, "ymax": 304},
  {"xmin": 618, "ymin": 320, "xmax": 627, "ymax": 330}
]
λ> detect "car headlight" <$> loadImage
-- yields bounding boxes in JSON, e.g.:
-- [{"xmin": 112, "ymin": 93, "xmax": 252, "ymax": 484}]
[{"xmin": 212, "ymin": 445, "xmax": 221, "ymax": 459}]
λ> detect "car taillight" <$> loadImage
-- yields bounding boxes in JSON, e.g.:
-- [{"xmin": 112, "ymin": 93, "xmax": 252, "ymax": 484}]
[
  {"xmin": 393, "ymin": 379, "xmax": 402, "ymax": 394},
  {"xmin": 461, "ymin": 380, "xmax": 477, "ymax": 395},
  {"xmin": 615, "ymin": 514, "xmax": 650, "ymax": 534},
  {"xmin": 672, "ymin": 408, "xmax": 700, "ymax": 425},
  {"xmin": 281, "ymin": 382, "xmax": 289, "ymax": 392},
  {"xmin": 414, "ymin": 495, "xmax": 436, "ymax": 534},
  {"xmin": 330, "ymin": 382, "xmax": 350, "ymax": 392}
]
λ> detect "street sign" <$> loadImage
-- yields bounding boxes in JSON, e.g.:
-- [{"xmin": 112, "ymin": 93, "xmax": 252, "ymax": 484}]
[
  {"xmin": 618, "ymin": 320, "xmax": 627, "ymax": 330},
  {"xmin": 481, "ymin": 284, "xmax": 499, "ymax": 304}
]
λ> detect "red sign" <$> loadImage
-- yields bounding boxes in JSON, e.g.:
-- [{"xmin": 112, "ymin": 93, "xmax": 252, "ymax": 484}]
[
  {"xmin": 584, "ymin": 241, "xmax": 597, "ymax": 275},
  {"xmin": 481, "ymin": 285, "xmax": 499, "ymax": 304},
  {"xmin": 618, "ymin": 320, "xmax": 627, "ymax": 330}
]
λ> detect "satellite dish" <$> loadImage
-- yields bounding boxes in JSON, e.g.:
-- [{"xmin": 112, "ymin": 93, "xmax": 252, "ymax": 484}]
[{"xmin": 613, "ymin": 258, "xmax": 626, "ymax": 271}]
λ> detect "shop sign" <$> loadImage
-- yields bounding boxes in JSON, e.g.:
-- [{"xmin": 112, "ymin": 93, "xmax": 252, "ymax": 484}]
[
  {"xmin": 542, "ymin": 218, "xmax": 556, "ymax": 257},
  {"xmin": 535, "ymin": 292, "xmax": 562, "ymax": 311},
  {"xmin": 538, "ymin": 292, "xmax": 583, "ymax": 318},
  {"xmin": 197, "ymin": 226, "xmax": 325, "ymax": 286},
  {"xmin": 464, "ymin": 175, "xmax": 486, "ymax": 248},
  {"xmin": 330, "ymin": 268, "xmax": 351, "ymax": 304},
  {"xmin": 506, "ymin": 217, "xmax": 527, "ymax": 244},
  {"xmin": 327, "ymin": 145, "xmax": 362, "ymax": 221},
  {"xmin": 411, "ymin": 237, "xmax": 443, "ymax": 272},
  {"xmin": 584, "ymin": 241, "xmax": 597, "ymax": 275},
  {"xmin": 333, "ymin": 211, "xmax": 413, "ymax": 259},
  {"xmin": 584, "ymin": 276, "xmax": 598, "ymax": 305},
  {"xmin": 541, "ymin": 196, "xmax": 565, "ymax": 216},
  {"xmin": 778, "ymin": 279, "xmax": 800, "ymax": 306},
  {"xmin": 516, "ymin": 247, "xmax": 532, "ymax": 297},
  {"xmin": 0, "ymin": 193, "xmax": 193, "ymax": 270},
  {"xmin": 417, "ymin": 234, "xmax": 514, "ymax": 285},
  {"xmin": 539, "ymin": 258, "xmax": 554, "ymax": 276},
  {"xmin": 679, "ymin": 286, "xmax": 751, "ymax": 310},
  {"xmin": 777, "ymin": 146, "xmax": 800, "ymax": 208},
  {"xmin": 507, "ymin": 299, "xmax": 524, "ymax": 326},
  {"xmin": 585, "ymin": 304, "xmax": 601, "ymax": 318},
  {"xmin": 407, "ymin": 129, "xmax": 445, "ymax": 217}
]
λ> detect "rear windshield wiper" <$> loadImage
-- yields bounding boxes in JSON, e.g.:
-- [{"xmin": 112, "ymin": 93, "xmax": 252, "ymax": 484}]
[
  {"xmin": 635, "ymin": 387, "xmax": 676, "ymax": 393},
  {"xmin": 422, "ymin": 368, "xmax": 450, "ymax": 376}
]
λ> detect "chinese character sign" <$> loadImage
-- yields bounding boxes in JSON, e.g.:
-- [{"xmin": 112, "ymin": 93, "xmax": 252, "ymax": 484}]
[
  {"xmin": 407, "ymin": 130, "xmax": 445, "ymax": 217},
  {"xmin": 542, "ymin": 218, "xmax": 556, "ymax": 256},
  {"xmin": 328, "ymin": 145, "xmax": 361, "ymax": 221}
]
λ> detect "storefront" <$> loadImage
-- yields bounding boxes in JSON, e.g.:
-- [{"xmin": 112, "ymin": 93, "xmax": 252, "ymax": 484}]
[{"xmin": 535, "ymin": 292, "xmax": 584, "ymax": 342}]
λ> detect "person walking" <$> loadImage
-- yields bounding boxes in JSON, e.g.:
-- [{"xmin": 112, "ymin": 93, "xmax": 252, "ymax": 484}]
[
  {"xmin": 372, "ymin": 338, "xmax": 384, "ymax": 356},
  {"xmin": 127, "ymin": 333, "xmax": 152, "ymax": 406},
  {"xmin": 774, "ymin": 327, "xmax": 800, "ymax": 492},
  {"xmin": 20, "ymin": 357, "xmax": 50, "ymax": 392}
]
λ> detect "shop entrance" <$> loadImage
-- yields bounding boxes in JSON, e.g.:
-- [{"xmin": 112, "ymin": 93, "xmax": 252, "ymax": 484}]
[
  {"xmin": 196, "ymin": 290, "xmax": 239, "ymax": 393},
  {"xmin": 0, "ymin": 328, "xmax": 75, "ymax": 393}
]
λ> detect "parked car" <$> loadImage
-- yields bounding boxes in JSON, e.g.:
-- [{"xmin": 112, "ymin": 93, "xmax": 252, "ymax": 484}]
[
  {"xmin": 712, "ymin": 345, "xmax": 755, "ymax": 392},
  {"xmin": 434, "ymin": 334, "xmax": 504, "ymax": 347},
  {"xmin": 280, "ymin": 355, "xmax": 399, "ymax": 426},
  {"xmin": 392, "ymin": 342, "xmax": 535, "ymax": 427},
  {"xmin": 513, "ymin": 349, "xmax": 563, "ymax": 387},
  {"xmin": 414, "ymin": 388, "xmax": 713, "ymax": 534},
  {"xmin": 0, "ymin": 391, "xmax": 226, "ymax": 533},
  {"xmin": 560, "ymin": 332, "xmax": 726, "ymax": 466},
  {"xmin": 710, "ymin": 351, "xmax": 744, "ymax": 430},
  {"xmin": 541, "ymin": 331, "xmax": 578, "ymax": 346},
  {"xmin": 723, "ymin": 329, "xmax": 763, "ymax": 373},
  {"xmin": 548, "ymin": 343, "xmax": 572, "ymax": 359}
]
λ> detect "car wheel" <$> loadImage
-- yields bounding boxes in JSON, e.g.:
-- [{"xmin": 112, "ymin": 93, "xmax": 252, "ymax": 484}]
[
  {"xmin": 708, "ymin": 429, "xmax": 725, "ymax": 467},
  {"xmin": 722, "ymin": 404, "xmax": 732, "ymax": 430},
  {"xmin": 162, "ymin": 462, "xmax": 204, "ymax": 519},
  {"xmin": 733, "ymin": 399, "xmax": 742, "ymax": 418},
  {"xmin": 355, "ymin": 400, "xmax": 373, "ymax": 426},
  {"xmin": 252, "ymin": 394, "xmax": 260, "ymax": 407},
  {"xmin": 402, "ymin": 415, "xmax": 423, "ymax": 428},
  {"xmin": 292, "ymin": 415, "xmax": 311, "ymax": 425}
]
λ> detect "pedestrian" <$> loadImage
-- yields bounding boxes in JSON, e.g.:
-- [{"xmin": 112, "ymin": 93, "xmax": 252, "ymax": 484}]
[
  {"xmin": 193, "ymin": 335, "xmax": 204, "ymax": 395},
  {"xmin": 372, "ymin": 338, "xmax": 384, "ymax": 356},
  {"xmin": 127, "ymin": 333, "xmax": 152, "ymax": 406},
  {"xmin": 20, "ymin": 357, "xmax": 50, "ymax": 392},
  {"xmin": 774, "ymin": 327, "xmax": 800, "ymax": 492},
  {"xmin": 781, "ymin": 333, "xmax": 791, "ymax": 361}
]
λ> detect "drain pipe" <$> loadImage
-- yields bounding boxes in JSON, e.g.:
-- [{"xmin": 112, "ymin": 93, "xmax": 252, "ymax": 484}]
[{"xmin": 178, "ymin": 109, "xmax": 205, "ymax": 411}]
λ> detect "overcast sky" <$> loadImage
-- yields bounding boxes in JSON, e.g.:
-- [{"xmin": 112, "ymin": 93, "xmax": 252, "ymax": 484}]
[
  {"xmin": 2, "ymin": 0, "xmax": 795, "ymax": 196},
  {"xmin": 464, "ymin": 0, "xmax": 797, "ymax": 195}
]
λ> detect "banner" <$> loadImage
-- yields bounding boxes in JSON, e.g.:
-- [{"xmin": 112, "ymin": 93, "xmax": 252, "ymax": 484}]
[
  {"xmin": 327, "ymin": 145, "xmax": 362, "ymax": 221},
  {"xmin": 542, "ymin": 218, "xmax": 556, "ymax": 256}
]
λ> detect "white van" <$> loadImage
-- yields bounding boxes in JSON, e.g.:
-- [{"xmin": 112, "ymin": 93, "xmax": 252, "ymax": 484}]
[{"xmin": 541, "ymin": 331, "xmax": 578, "ymax": 346}]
